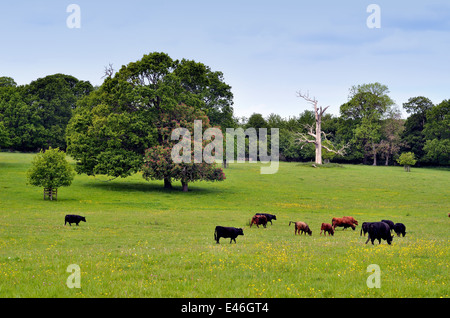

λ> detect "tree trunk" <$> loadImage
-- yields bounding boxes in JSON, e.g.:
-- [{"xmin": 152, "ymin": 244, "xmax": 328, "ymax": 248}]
[
  {"xmin": 385, "ymin": 154, "xmax": 389, "ymax": 166},
  {"xmin": 315, "ymin": 108, "xmax": 323, "ymax": 165},
  {"xmin": 372, "ymin": 143, "xmax": 377, "ymax": 166},
  {"xmin": 181, "ymin": 181, "xmax": 189, "ymax": 192},
  {"xmin": 164, "ymin": 178, "xmax": 172, "ymax": 189}
]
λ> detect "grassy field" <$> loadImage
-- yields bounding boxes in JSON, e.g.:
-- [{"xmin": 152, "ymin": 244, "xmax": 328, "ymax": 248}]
[{"xmin": 0, "ymin": 152, "xmax": 448, "ymax": 298}]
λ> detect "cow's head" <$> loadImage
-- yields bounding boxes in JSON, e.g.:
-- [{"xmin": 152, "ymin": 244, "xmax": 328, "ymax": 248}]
[
  {"xmin": 81, "ymin": 216, "xmax": 86, "ymax": 222},
  {"xmin": 238, "ymin": 228, "xmax": 244, "ymax": 236},
  {"xmin": 387, "ymin": 235, "xmax": 394, "ymax": 245}
]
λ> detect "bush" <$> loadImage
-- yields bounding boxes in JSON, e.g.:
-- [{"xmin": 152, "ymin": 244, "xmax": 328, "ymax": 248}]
[
  {"xmin": 26, "ymin": 147, "xmax": 75, "ymax": 200},
  {"xmin": 397, "ymin": 152, "xmax": 417, "ymax": 172}
]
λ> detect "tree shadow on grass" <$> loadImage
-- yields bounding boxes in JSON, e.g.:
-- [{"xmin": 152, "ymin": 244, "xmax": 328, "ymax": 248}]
[{"xmin": 83, "ymin": 180, "xmax": 225, "ymax": 195}]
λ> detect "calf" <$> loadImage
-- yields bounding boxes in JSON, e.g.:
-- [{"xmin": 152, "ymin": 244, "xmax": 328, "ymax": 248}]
[
  {"xmin": 320, "ymin": 223, "xmax": 334, "ymax": 236},
  {"xmin": 393, "ymin": 223, "xmax": 406, "ymax": 237},
  {"xmin": 289, "ymin": 221, "xmax": 312, "ymax": 236},
  {"xmin": 332, "ymin": 217, "xmax": 355, "ymax": 231},
  {"xmin": 255, "ymin": 213, "xmax": 277, "ymax": 225},
  {"xmin": 65, "ymin": 215, "xmax": 86, "ymax": 226},
  {"xmin": 365, "ymin": 222, "xmax": 394, "ymax": 245},
  {"xmin": 214, "ymin": 226, "xmax": 244, "ymax": 244},
  {"xmin": 250, "ymin": 215, "xmax": 268, "ymax": 228}
]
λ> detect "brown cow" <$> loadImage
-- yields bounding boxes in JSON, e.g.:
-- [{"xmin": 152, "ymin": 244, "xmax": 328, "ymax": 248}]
[
  {"xmin": 289, "ymin": 221, "xmax": 312, "ymax": 236},
  {"xmin": 250, "ymin": 215, "xmax": 267, "ymax": 228},
  {"xmin": 332, "ymin": 217, "xmax": 356, "ymax": 230},
  {"xmin": 343, "ymin": 216, "xmax": 358, "ymax": 225},
  {"xmin": 320, "ymin": 223, "xmax": 334, "ymax": 236}
]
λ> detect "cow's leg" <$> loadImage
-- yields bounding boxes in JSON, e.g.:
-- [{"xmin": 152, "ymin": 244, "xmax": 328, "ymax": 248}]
[{"xmin": 365, "ymin": 235, "xmax": 370, "ymax": 244}]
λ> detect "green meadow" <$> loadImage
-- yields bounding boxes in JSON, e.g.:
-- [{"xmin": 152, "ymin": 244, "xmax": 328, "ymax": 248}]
[{"xmin": 0, "ymin": 152, "xmax": 448, "ymax": 298}]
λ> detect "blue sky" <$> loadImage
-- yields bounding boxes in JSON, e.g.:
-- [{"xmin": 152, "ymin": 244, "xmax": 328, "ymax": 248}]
[{"xmin": 1, "ymin": 0, "xmax": 449, "ymax": 118}]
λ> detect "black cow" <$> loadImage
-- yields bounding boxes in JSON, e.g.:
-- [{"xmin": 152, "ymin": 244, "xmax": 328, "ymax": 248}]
[
  {"xmin": 393, "ymin": 223, "xmax": 406, "ymax": 237},
  {"xmin": 65, "ymin": 215, "xmax": 86, "ymax": 226},
  {"xmin": 381, "ymin": 219, "xmax": 395, "ymax": 231},
  {"xmin": 360, "ymin": 222, "xmax": 375, "ymax": 236},
  {"xmin": 365, "ymin": 222, "xmax": 394, "ymax": 245},
  {"xmin": 214, "ymin": 226, "xmax": 244, "ymax": 244},
  {"xmin": 255, "ymin": 213, "xmax": 277, "ymax": 225}
]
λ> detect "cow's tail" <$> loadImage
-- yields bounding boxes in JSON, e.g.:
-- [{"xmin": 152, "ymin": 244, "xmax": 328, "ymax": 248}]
[
  {"xmin": 360, "ymin": 228, "xmax": 362, "ymax": 236},
  {"xmin": 214, "ymin": 227, "xmax": 217, "ymax": 242},
  {"xmin": 289, "ymin": 221, "xmax": 295, "ymax": 226}
]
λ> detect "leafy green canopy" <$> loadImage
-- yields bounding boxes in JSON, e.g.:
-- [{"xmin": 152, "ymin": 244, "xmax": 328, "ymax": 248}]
[
  {"xmin": 66, "ymin": 52, "xmax": 234, "ymax": 179},
  {"xmin": 27, "ymin": 147, "xmax": 75, "ymax": 189},
  {"xmin": 142, "ymin": 104, "xmax": 225, "ymax": 191},
  {"xmin": 397, "ymin": 152, "xmax": 417, "ymax": 167},
  {"xmin": 0, "ymin": 74, "xmax": 93, "ymax": 151}
]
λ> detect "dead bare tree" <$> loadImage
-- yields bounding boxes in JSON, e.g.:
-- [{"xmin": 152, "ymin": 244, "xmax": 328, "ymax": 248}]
[
  {"xmin": 101, "ymin": 63, "xmax": 115, "ymax": 79},
  {"xmin": 296, "ymin": 91, "xmax": 348, "ymax": 165}
]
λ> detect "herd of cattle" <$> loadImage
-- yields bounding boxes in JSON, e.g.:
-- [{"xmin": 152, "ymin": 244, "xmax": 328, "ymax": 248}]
[{"xmin": 214, "ymin": 213, "xmax": 407, "ymax": 245}]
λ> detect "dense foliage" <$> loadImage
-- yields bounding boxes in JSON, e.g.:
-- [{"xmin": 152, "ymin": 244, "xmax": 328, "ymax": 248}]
[
  {"xmin": 65, "ymin": 52, "xmax": 234, "ymax": 179},
  {"xmin": 0, "ymin": 74, "xmax": 93, "ymax": 151},
  {"xmin": 1, "ymin": 55, "xmax": 448, "ymax": 167},
  {"xmin": 26, "ymin": 147, "xmax": 75, "ymax": 190},
  {"xmin": 142, "ymin": 104, "xmax": 225, "ymax": 191}
]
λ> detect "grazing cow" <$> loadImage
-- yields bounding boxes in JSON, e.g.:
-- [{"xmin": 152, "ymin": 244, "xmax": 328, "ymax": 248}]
[
  {"xmin": 365, "ymin": 222, "xmax": 394, "ymax": 245},
  {"xmin": 393, "ymin": 223, "xmax": 406, "ymax": 237},
  {"xmin": 360, "ymin": 222, "xmax": 375, "ymax": 236},
  {"xmin": 381, "ymin": 220, "xmax": 395, "ymax": 231},
  {"xmin": 65, "ymin": 215, "xmax": 86, "ymax": 226},
  {"xmin": 320, "ymin": 223, "xmax": 334, "ymax": 236},
  {"xmin": 255, "ymin": 213, "xmax": 277, "ymax": 225},
  {"xmin": 343, "ymin": 216, "xmax": 358, "ymax": 226},
  {"xmin": 250, "ymin": 215, "xmax": 268, "ymax": 228},
  {"xmin": 289, "ymin": 221, "xmax": 312, "ymax": 236},
  {"xmin": 214, "ymin": 226, "xmax": 244, "ymax": 244},
  {"xmin": 331, "ymin": 217, "xmax": 355, "ymax": 231}
]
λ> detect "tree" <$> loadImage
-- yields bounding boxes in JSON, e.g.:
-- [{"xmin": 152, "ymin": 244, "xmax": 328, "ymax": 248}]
[
  {"xmin": 24, "ymin": 74, "xmax": 94, "ymax": 150},
  {"xmin": 0, "ymin": 75, "xmax": 93, "ymax": 152},
  {"xmin": 296, "ymin": 91, "xmax": 347, "ymax": 165},
  {"xmin": 341, "ymin": 83, "xmax": 395, "ymax": 164},
  {"xmin": 0, "ymin": 77, "xmax": 17, "ymax": 88},
  {"xmin": 0, "ymin": 121, "xmax": 10, "ymax": 149},
  {"xmin": 26, "ymin": 147, "xmax": 75, "ymax": 200},
  {"xmin": 422, "ymin": 99, "xmax": 450, "ymax": 165},
  {"xmin": 400, "ymin": 96, "xmax": 434, "ymax": 163},
  {"xmin": 377, "ymin": 107, "xmax": 405, "ymax": 165},
  {"xmin": 423, "ymin": 139, "xmax": 450, "ymax": 165},
  {"xmin": 67, "ymin": 52, "xmax": 234, "ymax": 180},
  {"xmin": 142, "ymin": 104, "xmax": 225, "ymax": 191},
  {"xmin": 397, "ymin": 152, "xmax": 417, "ymax": 172}
]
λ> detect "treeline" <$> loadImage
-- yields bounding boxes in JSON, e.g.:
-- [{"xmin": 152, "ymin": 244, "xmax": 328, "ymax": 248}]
[
  {"xmin": 237, "ymin": 84, "xmax": 449, "ymax": 166},
  {"xmin": 1, "ymin": 65, "xmax": 449, "ymax": 167},
  {"xmin": 0, "ymin": 74, "xmax": 94, "ymax": 152}
]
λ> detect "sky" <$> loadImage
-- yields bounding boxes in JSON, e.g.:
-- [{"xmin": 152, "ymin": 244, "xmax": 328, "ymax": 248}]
[{"xmin": 1, "ymin": 0, "xmax": 449, "ymax": 119}]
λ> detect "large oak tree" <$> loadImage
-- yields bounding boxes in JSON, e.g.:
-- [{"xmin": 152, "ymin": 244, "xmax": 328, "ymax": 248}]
[{"xmin": 66, "ymin": 52, "xmax": 234, "ymax": 179}]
